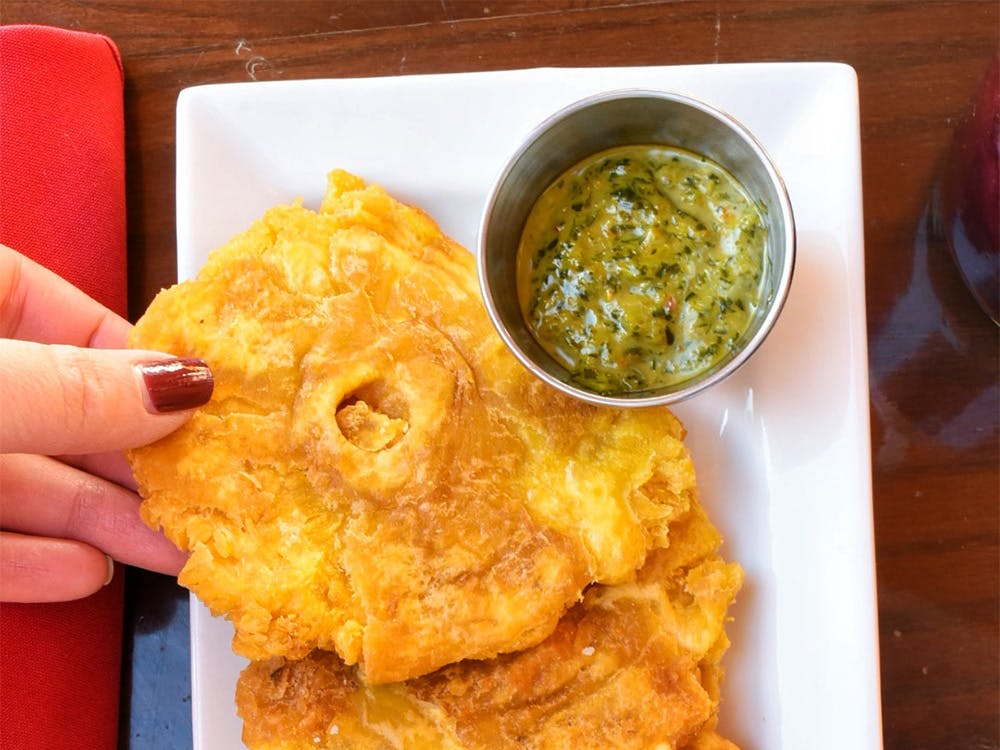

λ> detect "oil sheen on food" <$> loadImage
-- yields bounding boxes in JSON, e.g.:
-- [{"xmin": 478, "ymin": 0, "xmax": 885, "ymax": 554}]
[{"xmin": 516, "ymin": 145, "xmax": 768, "ymax": 394}]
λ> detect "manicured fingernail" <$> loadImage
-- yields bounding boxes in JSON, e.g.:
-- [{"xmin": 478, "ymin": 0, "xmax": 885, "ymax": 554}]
[
  {"xmin": 104, "ymin": 555, "xmax": 115, "ymax": 586},
  {"xmin": 138, "ymin": 358, "xmax": 214, "ymax": 413}
]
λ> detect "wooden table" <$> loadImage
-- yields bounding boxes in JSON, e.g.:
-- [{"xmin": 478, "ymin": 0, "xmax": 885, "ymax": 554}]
[{"xmin": 4, "ymin": 2, "xmax": 997, "ymax": 749}]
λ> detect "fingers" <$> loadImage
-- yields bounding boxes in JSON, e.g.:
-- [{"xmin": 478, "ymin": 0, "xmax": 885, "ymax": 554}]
[
  {"xmin": 0, "ymin": 339, "xmax": 213, "ymax": 455},
  {"xmin": 0, "ymin": 532, "xmax": 112, "ymax": 603},
  {"xmin": 57, "ymin": 451, "xmax": 138, "ymax": 491},
  {"xmin": 0, "ymin": 453, "xmax": 188, "ymax": 576},
  {"xmin": 0, "ymin": 245, "xmax": 197, "ymax": 602},
  {"xmin": 0, "ymin": 243, "xmax": 131, "ymax": 348}
]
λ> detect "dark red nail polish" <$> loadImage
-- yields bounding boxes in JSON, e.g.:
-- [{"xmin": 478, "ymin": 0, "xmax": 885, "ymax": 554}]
[{"xmin": 139, "ymin": 358, "xmax": 214, "ymax": 413}]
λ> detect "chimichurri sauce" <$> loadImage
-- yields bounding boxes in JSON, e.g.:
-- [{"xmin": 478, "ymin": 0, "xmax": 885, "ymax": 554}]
[{"xmin": 516, "ymin": 144, "xmax": 768, "ymax": 395}]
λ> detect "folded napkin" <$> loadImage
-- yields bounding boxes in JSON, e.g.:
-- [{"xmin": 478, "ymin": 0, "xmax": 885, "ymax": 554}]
[{"xmin": 0, "ymin": 24, "xmax": 129, "ymax": 750}]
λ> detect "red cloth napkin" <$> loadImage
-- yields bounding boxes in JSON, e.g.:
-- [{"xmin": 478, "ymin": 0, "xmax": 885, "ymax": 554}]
[{"xmin": 0, "ymin": 24, "xmax": 128, "ymax": 750}]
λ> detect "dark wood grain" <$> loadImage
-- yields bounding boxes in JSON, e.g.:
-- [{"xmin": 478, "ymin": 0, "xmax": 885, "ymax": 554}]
[{"xmin": 2, "ymin": 2, "xmax": 996, "ymax": 749}]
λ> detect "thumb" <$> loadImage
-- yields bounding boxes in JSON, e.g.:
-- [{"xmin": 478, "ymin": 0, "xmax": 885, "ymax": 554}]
[{"xmin": 0, "ymin": 340, "xmax": 213, "ymax": 455}]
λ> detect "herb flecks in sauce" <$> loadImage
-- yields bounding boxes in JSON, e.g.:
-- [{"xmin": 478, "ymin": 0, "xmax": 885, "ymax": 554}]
[{"xmin": 516, "ymin": 145, "xmax": 768, "ymax": 395}]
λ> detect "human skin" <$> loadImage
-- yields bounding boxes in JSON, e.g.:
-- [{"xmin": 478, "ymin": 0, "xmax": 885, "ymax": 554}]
[{"xmin": 0, "ymin": 244, "xmax": 212, "ymax": 602}]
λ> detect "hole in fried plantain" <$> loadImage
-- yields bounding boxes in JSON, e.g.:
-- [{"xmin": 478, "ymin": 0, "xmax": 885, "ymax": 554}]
[{"xmin": 335, "ymin": 380, "xmax": 410, "ymax": 451}]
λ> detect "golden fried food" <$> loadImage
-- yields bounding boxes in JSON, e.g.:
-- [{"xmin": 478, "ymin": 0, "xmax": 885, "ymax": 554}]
[
  {"xmin": 237, "ymin": 498, "xmax": 742, "ymax": 750},
  {"xmin": 128, "ymin": 170, "xmax": 702, "ymax": 683}
]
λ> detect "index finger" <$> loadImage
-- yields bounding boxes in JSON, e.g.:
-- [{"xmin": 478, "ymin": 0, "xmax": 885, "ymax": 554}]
[{"xmin": 0, "ymin": 243, "xmax": 131, "ymax": 349}]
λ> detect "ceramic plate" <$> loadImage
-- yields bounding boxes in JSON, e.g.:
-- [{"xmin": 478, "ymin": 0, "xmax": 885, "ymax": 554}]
[{"xmin": 176, "ymin": 63, "xmax": 881, "ymax": 750}]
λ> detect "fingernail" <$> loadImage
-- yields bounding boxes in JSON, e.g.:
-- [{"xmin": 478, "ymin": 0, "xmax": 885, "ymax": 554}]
[
  {"xmin": 104, "ymin": 555, "xmax": 115, "ymax": 586},
  {"xmin": 138, "ymin": 358, "xmax": 214, "ymax": 413}
]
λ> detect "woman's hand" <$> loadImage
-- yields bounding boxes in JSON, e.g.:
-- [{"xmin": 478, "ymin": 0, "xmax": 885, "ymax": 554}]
[{"xmin": 0, "ymin": 244, "xmax": 213, "ymax": 602}]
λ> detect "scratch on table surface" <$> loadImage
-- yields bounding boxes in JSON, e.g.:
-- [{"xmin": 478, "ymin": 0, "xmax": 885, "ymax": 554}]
[
  {"xmin": 185, "ymin": 50, "xmax": 205, "ymax": 81},
  {"xmin": 713, "ymin": 10, "xmax": 721, "ymax": 62},
  {"xmin": 246, "ymin": 55, "xmax": 274, "ymax": 80},
  {"xmin": 235, "ymin": 37, "xmax": 279, "ymax": 80}
]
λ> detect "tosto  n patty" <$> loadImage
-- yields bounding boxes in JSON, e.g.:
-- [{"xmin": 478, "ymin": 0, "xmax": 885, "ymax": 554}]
[
  {"xmin": 238, "ymin": 500, "xmax": 742, "ymax": 750},
  {"xmin": 127, "ymin": 170, "xmax": 728, "ymax": 687}
]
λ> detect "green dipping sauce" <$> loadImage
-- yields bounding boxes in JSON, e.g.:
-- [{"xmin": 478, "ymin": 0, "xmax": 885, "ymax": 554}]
[{"xmin": 516, "ymin": 144, "xmax": 768, "ymax": 395}]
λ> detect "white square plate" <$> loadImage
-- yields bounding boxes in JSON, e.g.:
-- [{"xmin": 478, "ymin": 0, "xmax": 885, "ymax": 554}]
[{"xmin": 176, "ymin": 64, "xmax": 881, "ymax": 750}]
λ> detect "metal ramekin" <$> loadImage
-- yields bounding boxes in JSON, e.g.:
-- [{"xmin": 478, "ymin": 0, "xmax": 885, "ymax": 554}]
[{"xmin": 478, "ymin": 89, "xmax": 796, "ymax": 407}]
